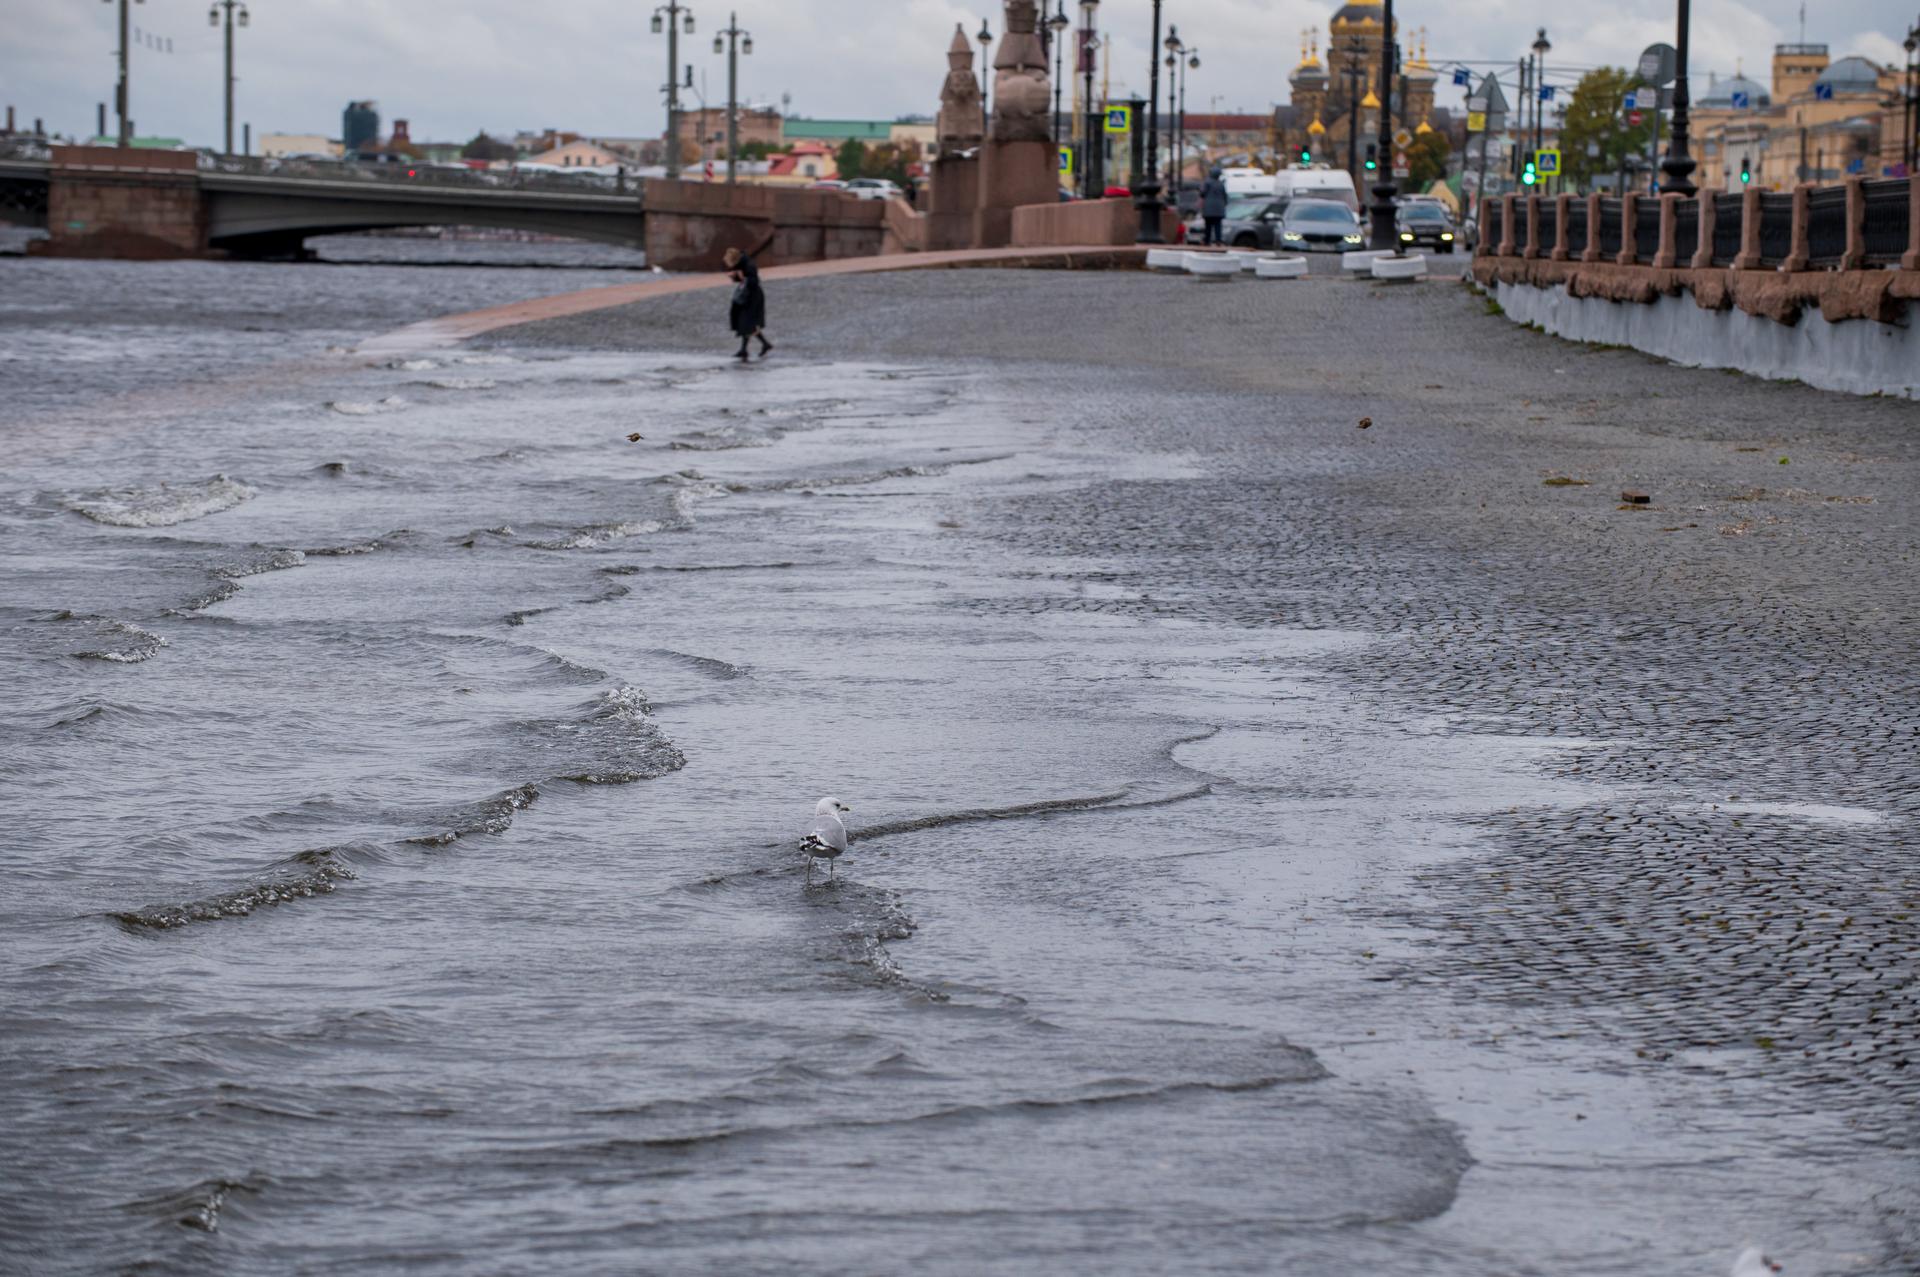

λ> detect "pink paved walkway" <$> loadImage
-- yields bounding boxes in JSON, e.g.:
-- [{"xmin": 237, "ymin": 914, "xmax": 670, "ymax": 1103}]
[{"xmin": 359, "ymin": 245, "xmax": 1147, "ymax": 355}]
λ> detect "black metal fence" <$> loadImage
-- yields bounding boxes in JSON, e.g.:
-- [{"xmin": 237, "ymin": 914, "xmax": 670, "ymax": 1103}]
[
  {"xmin": 1564, "ymin": 199, "xmax": 1589, "ymax": 259},
  {"xmin": 1806, "ymin": 186, "xmax": 1849, "ymax": 267},
  {"xmin": 1535, "ymin": 201, "xmax": 1558, "ymax": 255},
  {"xmin": 1513, "ymin": 200, "xmax": 1530, "ymax": 253},
  {"xmin": 1484, "ymin": 199, "xmax": 1503, "ymax": 248},
  {"xmin": 1672, "ymin": 199, "xmax": 1699, "ymax": 264},
  {"xmin": 1863, "ymin": 178, "xmax": 1908, "ymax": 265},
  {"xmin": 1633, "ymin": 199, "xmax": 1662, "ymax": 263},
  {"xmin": 1757, "ymin": 193, "xmax": 1795, "ymax": 265},
  {"xmin": 1597, "ymin": 198, "xmax": 1623, "ymax": 257},
  {"xmin": 1712, "ymin": 192, "xmax": 1744, "ymax": 265}
]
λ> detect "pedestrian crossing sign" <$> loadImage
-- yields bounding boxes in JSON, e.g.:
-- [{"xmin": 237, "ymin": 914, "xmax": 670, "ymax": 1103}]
[
  {"xmin": 1535, "ymin": 148, "xmax": 1561, "ymax": 177},
  {"xmin": 1058, "ymin": 146, "xmax": 1074, "ymax": 177},
  {"xmin": 1104, "ymin": 105, "xmax": 1132, "ymax": 134}
]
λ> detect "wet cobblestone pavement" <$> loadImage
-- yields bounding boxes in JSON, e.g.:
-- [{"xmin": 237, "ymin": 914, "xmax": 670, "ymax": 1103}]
[{"xmin": 493, "ymin": 269, "xmax": 1920, "ymax": 1267}]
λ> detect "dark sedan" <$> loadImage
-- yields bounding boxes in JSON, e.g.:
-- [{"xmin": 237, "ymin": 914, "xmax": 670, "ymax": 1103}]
[
  {"xmin": 1278, "ymin": 198, "xmax": 1365, "ymax": 253},
  {"xmin": 1184, "ymin": 197, "xmax": 1289, "ymax": 249},
  {"xmin": 1396, "ymin": 203, "xmax": 1460, "ymax": 252}
]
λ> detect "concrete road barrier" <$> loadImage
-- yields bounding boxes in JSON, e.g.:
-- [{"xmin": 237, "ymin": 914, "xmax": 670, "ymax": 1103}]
[
  {"xmin": 1371, "ymin": 253, "xmax": 1428, "ymax": 282},
  {"xmin": 1254, "ymin": 256, "xmax": 1310, "ymax": 279},
  {"xmin": 1184, "ymin": 253, "xmax": 1239, "ymax": 279},
  {"xmin": 1145, "ymin": 248, "xmax": 1186, "ymax": 272}
]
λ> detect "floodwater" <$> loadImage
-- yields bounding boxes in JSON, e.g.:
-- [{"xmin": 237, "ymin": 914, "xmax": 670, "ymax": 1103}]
[{"xmin": 0, "ymin": 248, "xmax": 1904, "ymax": 1276}]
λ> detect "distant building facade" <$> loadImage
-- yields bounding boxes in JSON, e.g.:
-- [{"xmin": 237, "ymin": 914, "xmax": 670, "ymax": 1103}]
[
  {"xmin": 343, "ymin": 101, "xmax": 379, "ymax": 153},
  {"xmin": 259, "ymin": 133, "xmax": 339, "ymax": 158},
  {"xmin": 1693, "ymin": 45, "xmax": 1909, "ymax": 189}
]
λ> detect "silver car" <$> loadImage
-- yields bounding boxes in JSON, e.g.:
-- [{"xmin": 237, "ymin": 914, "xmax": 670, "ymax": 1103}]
[{"xmin": 1278, "ymin": 198, "xmax": 1365, "ymax": 253}]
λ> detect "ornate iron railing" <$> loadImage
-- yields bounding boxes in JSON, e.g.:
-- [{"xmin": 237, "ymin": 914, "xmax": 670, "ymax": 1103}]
[
  {"xmin": 1862, "ymin": 179, "xmax": 1908, "ymax": 265},
  {"xmin": 1757, "ymin": 193, "xmax": 1795, "ymax": 265},
  {"xmin": 1712, "ymin": 192, "xmax": 1744, "ymax": 265},
  {"xmin": 1633, "ymin": 198, "xmax": 1662, "ymax": 262},
  {"xmin": 1564, "ymin": 199, "xmax": 1589, "ymax": 258},
  {"xmin": 1535, "ymin": 201, "xmax": 1557, "ymax": 255},
  {"xmin": 1513, "ymin": 201, "xmax": 1530, "ymax": 252},
  {"xmin": 1596, "ymin": 198, "xmax": 1623, "ymax": 256},
  {"xmin": 1672, "ymin": 199, "xmax": 1699, "ymax": 264},
  {"xmin": 1805, "ymin": 186, "xmax": 1849, "ymax": 267}
]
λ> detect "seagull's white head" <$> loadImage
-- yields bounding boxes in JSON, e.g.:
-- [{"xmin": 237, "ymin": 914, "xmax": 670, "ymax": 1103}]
[
  {"xmin": 816, "ymin": 796, "xmax": 851, "ymax": 816},
  {"xmin": 1731, "ymin": 1245, "xmax": 1782, "ymax": 1276}
]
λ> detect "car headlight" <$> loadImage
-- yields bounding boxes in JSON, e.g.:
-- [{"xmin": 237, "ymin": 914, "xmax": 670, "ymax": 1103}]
[
  {"xmin": 1441, "ymin": 232, "xmax": 1454, "ymax": 241},
  {"xmin": 1399, "ymin": 231, "xmax": 1414, "ymax": 241},
  {"xmin": 1343, "ymin": 234, "xmax": 1362, "ymax": 243},
  {"xmin": 1282, "ymin": 232, "xmax": 1303, "ymax": 241}
]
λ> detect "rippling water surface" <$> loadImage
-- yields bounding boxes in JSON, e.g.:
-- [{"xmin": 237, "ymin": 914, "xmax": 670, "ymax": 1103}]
[{"xmin": 0, "ymin": 251, "xmax": 1902, "ymax": 1275}]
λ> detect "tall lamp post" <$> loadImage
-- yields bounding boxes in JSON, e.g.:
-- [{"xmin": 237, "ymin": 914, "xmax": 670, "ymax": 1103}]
[
  {"xmin": 652, "ymin": 3, "xmax": 696, "ymax": 180},
  {"xmin": 1135, "ymin": 0, "xmax": 1165, "ymax": 243},
  {"xmin": 978, "ymin": 19, "xmax": 994, "ymax": 118},
  {"xmin": 1181, "ymin": 48, "xmax": 1199, "ymax": 182},
  {"xmin": 1367, "ymin": 0, "xmax": 1398, "ymax": 250},
  {"xmin": 1903, "ymin": 25, "xmax": 1917, "ymax": 173},
  {"xmin": 712, "ymin": 13, "xmax": 751, "ymax": 184},
  {"xmin": 1531, "ymin": 29, "xmax": 1550, "ymax": 155},
  {"xmin": 103, "ymin": 0, "xmax": 144, "ymax": 148},
  {"xmin": 1079, "ymin": 0, "xmax": 1100, "ymax": 198},
  {"xmin": 1048, "ymin": 3, "xmax": 1070, "ymax": 152},
  {"xmin": 208, "ymin": 1, "xmax": 249, "ymax": 158},
  {"xmin": 1660, "ymin": 0, "xmax": 1697, "ymax": 194},
  {"xmin": 1342, "ymin": 52, "xmax": 1365, "ymax": 192}
]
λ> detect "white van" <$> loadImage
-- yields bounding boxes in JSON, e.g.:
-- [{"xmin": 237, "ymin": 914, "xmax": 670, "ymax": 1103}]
[
  {"xmin": 1220, "ymin": 167, "xmax": 1274, "ymax": 198},
  {"xmin": 1272, "ymin": 166, "xmax": 1362, "ymax": 213}
]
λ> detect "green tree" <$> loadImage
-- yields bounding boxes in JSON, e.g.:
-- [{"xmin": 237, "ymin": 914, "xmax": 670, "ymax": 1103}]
[
  {"xmin": 862, "ymin": 142, "xmax": 914, "ymax": 186},
  {"xmin": 1405, "ymin": 131, "xmax": 1451, "ymax": 189},
  {"xmin": 1558, "ymin": 67, "xmax": 1664, "ymax": 190},
  {"xmin": 834, "ymin": 138, "xmax": 867, "ymax": 180}
]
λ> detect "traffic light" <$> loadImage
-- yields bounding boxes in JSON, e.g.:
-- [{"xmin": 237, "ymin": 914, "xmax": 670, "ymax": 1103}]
[
  {"xmin": 1521, "ymin": 159, "xmax": 1538, "ymax": 186},
  {"xmin": 1740, "ymin": 155, "xmax": 1752, "ymax": 184},
  {"xmin": 1364, "ymin": 143, "xmax": 1378, "ymax": 172},
  {"xmin": 1299, "ymin": 146, "xmax": 1312, "ymax": 164}
]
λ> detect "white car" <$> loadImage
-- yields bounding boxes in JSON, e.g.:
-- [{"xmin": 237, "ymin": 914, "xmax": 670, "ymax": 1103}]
[{"xmin": 842, "ymin": 178, "xmax": 903, "ymax": 201}]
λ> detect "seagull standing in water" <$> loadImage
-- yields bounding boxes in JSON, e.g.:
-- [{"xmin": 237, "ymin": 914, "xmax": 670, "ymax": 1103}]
[{"xmin": 801, "ymin": 797, "xmax": 851, "ymax": 884}]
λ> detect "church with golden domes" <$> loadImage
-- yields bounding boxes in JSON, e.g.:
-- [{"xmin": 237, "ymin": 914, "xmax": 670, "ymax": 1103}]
[{"xmin": 1284, "ymin": 0, "xmax": 1437, "ymax": 179}]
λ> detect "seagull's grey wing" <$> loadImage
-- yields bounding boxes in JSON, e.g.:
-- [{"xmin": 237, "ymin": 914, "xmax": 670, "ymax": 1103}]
[{"xmin": 810, "ymin": 811, "xmax": 848, "ymax": 852}]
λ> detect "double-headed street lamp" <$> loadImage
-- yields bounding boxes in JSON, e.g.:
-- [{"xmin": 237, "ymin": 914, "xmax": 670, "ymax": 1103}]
[
  {"xmin": 1135, "ymin": 0, "xmax": 1165, "ymax": 243},
  {"xmin": 652, "ymin": 3, "xmax": 696, "ymax": 179},
  {"xmin": 102, "ymin": 0, "xmax": 144, "ymax": 148},
  {"xmin": 1366, "ymin": 0, "xmax": 1398, "ymax": 251},
  {"xmin": 712, "ymin": 12, "xmax": 751, "ymax": 184},
  {"xmin": 1162, "ymin": 27, "xmax": 1181, "ymax": 193},
  {"xmin": 208, "ymin": 0, "xmax": 250, "ymax": 158},
  {"xmin": 1660, "ymin": 0, "xmax": 1697, "ymax": 194},
  {"xmin": 1046, "ymin": 2, "xmax": 1071, "ymax": 151},
  {"xmin": 1530, "ymin": 28, "xmax": 1550, "ymax": 154},
  {"xmin": 1079, "ymin": 0, "xmax": 1100, "ymax": 198}
]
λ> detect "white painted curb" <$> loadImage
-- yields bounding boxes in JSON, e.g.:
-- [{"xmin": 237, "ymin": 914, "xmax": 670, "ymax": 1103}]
[
  {"xmin": 1254, "ymin": 255, "xmax": 1310, "ymax": 279},
  {"xmin": 1370, "ymin": 253, "xmax": 1428, "ymax": 281},
  {"xmin": 1146, "ymin": 248, "xmax": 1186, "ymax": 272},
  {"xmin": 1185, "ymin": 252, "xmax": 1240, "ymax": 278},
  {"xmin": 1341, "ymin": 248, "xmax": 1396, "ymax": 273}
]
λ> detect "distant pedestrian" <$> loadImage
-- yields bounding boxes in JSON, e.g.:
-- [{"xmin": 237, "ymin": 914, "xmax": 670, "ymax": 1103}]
[
  {"xmin": 723, "ymin": 244, "xmax": 772, "ymax": 362},
  {"xmin": 1200, "ymin": 167, "xmax": 1228, "ymax": 246}
]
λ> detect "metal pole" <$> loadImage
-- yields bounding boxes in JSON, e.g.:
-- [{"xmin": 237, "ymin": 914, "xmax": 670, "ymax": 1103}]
[
  {"xmin": 1346, "ymin": 61, "xmax": 1359, "ymax": 192},
  {"xmin": 666, "ymin": 3, "xmax": 682, "ymax": 180},
  {"xmin": 223, "ymin": 3, "xmax": 235, "ymax": 157},
  {"xmin": 725, "ymin": 17, "xmax": 737, "ymax": 183},
  {"xmin": 1083, "ymin": 29, "xmax": 1097, "ymax": 197},
  {"xmin": 1368, "ymin": 0, "xmax": 1398, "ymax": 249},
  {"xmin": 117, "ymin": 0, "xmax": 131, "ymax": 147},
  {"xmin": 1135, "ymin": 0, "xmax": 1163, "ymax": 242},
  {"xmin": 1052, "ymin": 20, "xmax": 1064, "ymax": 151},
  {"xmin": 1661, "ymin": 0, "xmax": 1696, "ymax": 194}
]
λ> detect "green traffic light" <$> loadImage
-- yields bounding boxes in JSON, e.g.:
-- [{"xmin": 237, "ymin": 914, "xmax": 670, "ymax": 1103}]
[{"xmin": 1364, "ymin": 158, "xmax": 1377, "ymax": 170}]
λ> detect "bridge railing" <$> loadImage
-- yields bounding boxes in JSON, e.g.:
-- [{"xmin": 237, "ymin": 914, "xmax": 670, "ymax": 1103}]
[
  {"xmin": 201, "ymin": 154, "xmax": 641, "ymax": 196},
  {"xmin": 1478, "ymin": 177, "xmax": 1917, "ymax": 274}
]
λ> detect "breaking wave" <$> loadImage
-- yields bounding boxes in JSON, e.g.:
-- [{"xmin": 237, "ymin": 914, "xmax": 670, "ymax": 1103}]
[
  {"xmin": 62, "ymin": 475, "xmax": 256, "ymax": 528},
  {"xmin": 405, "ymin": 783, "xmax": 540, "ymax": 846},
  {"xmin": 113, "ymin": 846, "xmax": 370, "ymax": 931}
]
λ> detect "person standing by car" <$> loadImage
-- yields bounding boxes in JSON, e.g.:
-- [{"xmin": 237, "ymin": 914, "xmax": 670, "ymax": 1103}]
[
  {"xmin": 723, "ymin": 244, "xmax": 773, "ymax": 363},
  {"xmin": 1199, "ymin": 168, "xmax": 1228, "ymax": 247}
]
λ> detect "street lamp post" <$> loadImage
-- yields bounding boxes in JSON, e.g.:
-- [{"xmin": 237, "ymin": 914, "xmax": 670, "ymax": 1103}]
[
  {"xmin": 978, "ymin": 19, "xmax": 994, "ymax": 119},
  {"xmin": 712, "ymin": 13, "xmax": 751, "ymax": 184},
  {"xmin": 1660, "ymin": 0, "xmax": 1697, "ymax": 194},
  {"xmin": 1048, "ymin": 3, "xmax": 1071, "ymax": 152},
  {"xmin": 1162, "ymin": 26, "xmax": 1181, "ymax": 194},
  {"xmin": 208, "ymin": 1, "xmax": 249, "ymax": 158},
  {"xmin": 1135, "ymin": 0, "xmax": 1165, "ymax": 243},
  {"xmin": 1342, "ymin": 52, "xmax": 1365, "ymax": 192},
  {"xmin": 103, "ymin": 0, "xmax": 144, "ymax": 148},
  {"xmin": 1903, "ymin": 26, "xmax": 1917, "ymax": 173},
  {"xmin": 1531, "ymin": 29, "xmax": 1550, "ymax": 155},
  {"xmin": 1079, "ymin": 0, "xmax": 1100, "ymax": 198},
  {"xmin": 1182, "ymin": 49, "xmax": 1200, "ymax": 182},
  {"xmin": 652, "ymin": 3, "xmax": 696, "ymax": 180},
  {"xmin": 1367, "ymin": 0, "xmax": 1398, "ymax": 250}
]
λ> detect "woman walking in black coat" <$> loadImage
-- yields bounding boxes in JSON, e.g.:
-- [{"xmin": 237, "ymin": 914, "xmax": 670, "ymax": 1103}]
[{"xmin": 723, "ymin": 245, "xmax": 773, "ymax": 362}]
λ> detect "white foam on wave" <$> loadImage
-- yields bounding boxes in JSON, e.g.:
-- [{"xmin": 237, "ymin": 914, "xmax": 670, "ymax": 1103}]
[
  {"xmin": 328, "ymin": 396, "xmax": 409, "ymax": 416},
  {"xmin": 64, "ymin": 475, "xmax": 257, "ymax": 528},
  {"xmin": 425, "ymin": 377, "xmax": 496, "ymax": 391},
  {"xmin": 531, "ymin": 520, "xmax": 665, "ymax": 551},
  {"xmin": 387, "ymin": 358, "xmax": 437, "ymax": 372}
]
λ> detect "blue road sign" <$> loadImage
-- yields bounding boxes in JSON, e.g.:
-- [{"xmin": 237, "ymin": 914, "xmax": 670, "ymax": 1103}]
[
  {"xmin": 1539, "ymin": 85, "xmax": 1555, "ymax": 102},
  {"xmin": 1814, "ymin": 82, "xmax": 1834, "ymax": 101},
  {"xmin": 1104, "ymin": 105, "xmax": 1132, "ymax": 133},
  {"xmin": 1731, "ymin": 90, "xmax": 1751, "ymax": 109},
  {"xmin": 1452, "ymin": 67, "xmax": 1471, "ymax": 87},
  {"xmin": 1623, "ymin": 91, "xmax": 1638, "ymax": 110}
]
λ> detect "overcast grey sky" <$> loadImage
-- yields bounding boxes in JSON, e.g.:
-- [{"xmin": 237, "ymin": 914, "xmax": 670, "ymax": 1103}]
[{"xmin": 5, "ymin": 0, "xmax": 1912, "ymax": 145}]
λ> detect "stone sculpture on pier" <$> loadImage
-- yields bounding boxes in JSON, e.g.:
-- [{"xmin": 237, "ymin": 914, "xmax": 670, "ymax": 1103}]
[
  {"xmin": 990, "ymin": 0, "xmax": 1052, "ymax": 144},
  {"xmin": 935, "ymin": 24, "xmax": 985, "ymax": 157}
]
